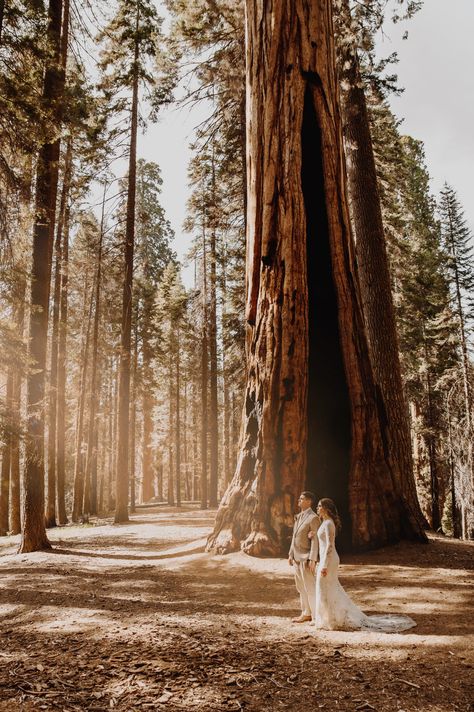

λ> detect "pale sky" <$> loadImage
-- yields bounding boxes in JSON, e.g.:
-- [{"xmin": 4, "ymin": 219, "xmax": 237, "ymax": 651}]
[{"xmin": 137, "ymin": 0, "xmax": 474, "ymax": 272}]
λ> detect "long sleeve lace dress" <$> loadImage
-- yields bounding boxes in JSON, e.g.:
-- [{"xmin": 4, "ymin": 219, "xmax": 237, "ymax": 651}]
[{"xmin": 314, "ymin": 519, "xmax": 416, "ymax": 632}]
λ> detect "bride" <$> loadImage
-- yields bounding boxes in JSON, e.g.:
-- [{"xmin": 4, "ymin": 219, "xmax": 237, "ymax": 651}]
[{"xmin": 311, "ymin": 498, "xmax": 416, "ymax": 632}]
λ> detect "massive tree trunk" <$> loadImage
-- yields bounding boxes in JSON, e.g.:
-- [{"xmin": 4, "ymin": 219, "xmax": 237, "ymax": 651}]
[
  {"xmin": 20, "ymin": 0, "xmax": 65, "ymax": 552},
  {"xmin": 335, "ymin": 0, "xmax": 425, "ymax": 536},
  {"xmin": 207, "ymin": 0, "xmax": 426, "ymax": 556},
  {"xmin": 115, "ymin": 14, "xmax": 140, "ymax": 524}
]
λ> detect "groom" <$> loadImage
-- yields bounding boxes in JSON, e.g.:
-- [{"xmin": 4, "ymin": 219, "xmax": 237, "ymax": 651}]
[{"xmin": 288, "ymin": 491, "xmax": 320, "ymax": 623}]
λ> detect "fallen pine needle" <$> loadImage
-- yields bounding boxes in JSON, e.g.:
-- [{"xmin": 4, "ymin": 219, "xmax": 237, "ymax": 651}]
[{"xmin": 394, "ymin": 678, "xmax": 421, "ymax": 689}]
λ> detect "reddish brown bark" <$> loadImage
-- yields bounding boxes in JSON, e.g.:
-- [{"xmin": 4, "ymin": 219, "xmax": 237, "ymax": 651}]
[
  {"xmin": 208, "ymin": 0, "xmax": 425, "ymax": 556},
  {"xmin": 336, "ymin": 0, "xmax": 425, "ymax": 538}
]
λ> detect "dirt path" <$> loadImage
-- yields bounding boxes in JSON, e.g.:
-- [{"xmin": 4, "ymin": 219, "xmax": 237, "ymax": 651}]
[{"xmin": 0, "ymin": 507, "xmax": 472, "ymax": 711}]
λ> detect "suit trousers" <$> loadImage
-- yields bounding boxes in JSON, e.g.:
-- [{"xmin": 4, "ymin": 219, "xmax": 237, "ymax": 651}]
[{"xmin": 294, "ymin": 560, "xmax": 315, "ymax": 618}]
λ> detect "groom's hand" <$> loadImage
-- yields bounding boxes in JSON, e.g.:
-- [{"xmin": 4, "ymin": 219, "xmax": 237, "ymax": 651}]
[
  {"xmin": 308, "ymin": 560, "xmax": 316, "ymax": 575},
  {"xmin": 288, "ymin": 557, "xmax": 294, "ymax": 566},
  {"xmin": 321, "ymin": 567, "xmax": 328, "ymax": 577}
]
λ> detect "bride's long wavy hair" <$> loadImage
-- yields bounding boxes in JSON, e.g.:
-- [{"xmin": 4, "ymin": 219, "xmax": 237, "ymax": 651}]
[{"xmin": 319, "ymin": 498, "xmax": 342, "ymax": 534}]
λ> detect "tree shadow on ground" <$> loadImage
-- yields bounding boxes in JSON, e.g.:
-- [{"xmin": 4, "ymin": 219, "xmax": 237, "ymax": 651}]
[{"xmin": 0, "ymin": 507, "xmax": 473, "ymax": 712}]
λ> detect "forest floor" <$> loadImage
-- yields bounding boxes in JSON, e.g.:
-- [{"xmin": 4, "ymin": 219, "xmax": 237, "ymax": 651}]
[{"xmin": 0, "ymin": 506, "xmax": 472, "ymax": 712}]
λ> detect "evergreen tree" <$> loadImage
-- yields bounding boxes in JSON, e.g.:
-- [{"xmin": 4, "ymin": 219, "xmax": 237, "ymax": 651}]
[
  {"xmin": 98, "ymin": 0, "xmax": 169, "ymax": 523},
  {"xmin": 439, "ymin": 184, "xmax": 474, "ymax": 422}
]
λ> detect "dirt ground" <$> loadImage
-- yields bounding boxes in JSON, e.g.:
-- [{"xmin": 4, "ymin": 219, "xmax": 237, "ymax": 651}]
[{"xmin": 0, "ymin": 506, "xmax": 473, "ymax": 712}]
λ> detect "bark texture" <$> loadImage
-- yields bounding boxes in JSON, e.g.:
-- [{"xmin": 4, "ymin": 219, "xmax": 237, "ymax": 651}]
[
  {"xmin": 20, "ymin": 0, "xmax": 64, "ymax": 552},
  {"xmin": 336, "ymin": 0, "xmax": 425, "ymax": 538},
  {"xmin": 115, "ymin": 20, "xmax": 140, "ymax": 524},
  {"xmin": 56, "ymin": 143, "xmax": 71, "ymax": 526},
  {"xmin": 207, "ymin": 0, "xmax": 425, "ymax": 556}
]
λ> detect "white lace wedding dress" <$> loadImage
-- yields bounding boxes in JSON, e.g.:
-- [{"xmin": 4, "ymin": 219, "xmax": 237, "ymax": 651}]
[{"xmin": 314, "ymin": 519, "xmax": 416, "ymax": 632}]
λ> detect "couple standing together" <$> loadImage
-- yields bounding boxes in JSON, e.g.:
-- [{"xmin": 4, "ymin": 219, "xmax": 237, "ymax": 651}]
[{"xmin": 289, "ymin": 492, "xmax": 416, "ymax": 632}]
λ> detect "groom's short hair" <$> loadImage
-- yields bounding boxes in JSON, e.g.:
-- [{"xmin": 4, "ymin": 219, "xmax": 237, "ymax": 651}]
[{"xmin": 301, "ymin": 491, "xmax": 316, "ymax": 506}]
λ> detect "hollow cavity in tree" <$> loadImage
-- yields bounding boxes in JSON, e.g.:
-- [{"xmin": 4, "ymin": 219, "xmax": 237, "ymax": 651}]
[{"xmin": 302, "ymin": 88, "xmax": 352, "ymax": 548}]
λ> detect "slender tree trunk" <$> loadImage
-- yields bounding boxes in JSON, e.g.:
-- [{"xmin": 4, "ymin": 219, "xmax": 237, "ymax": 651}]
[
  {"xmin": 20, "ymin": 0, "xmax": 66, "ymax": 552},
  {"xmin": 201, "ymin": 225, "xmax": 208, "ymax": 509},
  {"xmin": 105, "ymin": 362, "xmax": 113, "ymax": 511},
  {"xmin": 192, "ymin": 379, "xmax": 199, "ymax": 501},
  {"xmin": 141, "ymin": 305, "xmax": 154, "ymax": 502},
  {"xmin": 167, "ymin": 342, "xmax": 175, "ymax": 506},
  {"xmin": 129, "ymin": 315, "xmax": 138, "ymax": 514},
  {"xmin": 175, "ymin": 327, "xmax": 181, "ymax": 506},
  {"xmin": 72, "ymin": 281, "xmax": 93, "ymax": 522},
  {"xmin": 446, "ymin": 396, "xmax": 461, "ymax": 538},
  {"xmin": 157, "ymin": 457, "xmax": 163, "ymax": 501},
  {"xmin": 221, "ymin": 243, "xmax": 231, "ymax": 488},
  {"xmin": 183, "ymin": 378, "xmax": 191, "ymax": 501},
  {"xmin": 115, "ymin": 14, "xmax": 140, "ymax": 524},
  {"xmin": 10, "ymin": 271, "xmax": 26, "ymax": 535},
  {"xmin": 45, "ymin": 171, "xmax": 67, "ymax": 529},
  {"xmin": 56, "ymin": 175, "xmax": 71, "ymax": 527},
  {"xmin": 0, "ymin": 373, "xmax": 13, "ymax": 535},
  {"xmin": 335, "ymin": 0, "xmax": 425, "ymax": 537},
  {"xmin": 45, "ymin": 229, "xmax": 60, "ymax": 528},
  {"xmin": 109, "ymin": 362, "xmax": 118, "ymax": 512},
  {"xmin": 209, "ymin": 152, "xmax": 219, "ymax": 507},
  {"xmin": 423, "ymin": 337, "xmax": 441, "ymax": 531},
  {"xmin": 230, "ymin": 391, "xmax": 238, "ymax": 476},
  {"xmin": 44, "ymin": 0, "xmax": 70, "ymax": 531},
  {"xmin": 208, "ymin": 0, "xmax": 425, "ymax": 556},
  {"xmin": 83, "ymin": 185, "xmax": 105, "ymax": 518}
]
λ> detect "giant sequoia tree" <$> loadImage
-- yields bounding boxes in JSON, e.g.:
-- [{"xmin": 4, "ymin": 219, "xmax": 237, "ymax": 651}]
[{"xmin": 207, "ymin": 0, "xmax": 426, "ymax": 556}]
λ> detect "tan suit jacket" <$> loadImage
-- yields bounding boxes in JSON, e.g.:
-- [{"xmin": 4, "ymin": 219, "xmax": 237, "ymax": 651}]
[{"xmin": 289, "ymin": 508, "xmax": 320, "ymax": 563}]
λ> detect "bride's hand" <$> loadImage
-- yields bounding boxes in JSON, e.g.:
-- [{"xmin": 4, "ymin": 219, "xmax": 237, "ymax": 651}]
[
  {"xmin": 321, "ymin": 567, "xmax": 328, "ymax": 577},
  {"xmin": 308, "ymin": 531, "xmax": 314, "ymax": 540}
]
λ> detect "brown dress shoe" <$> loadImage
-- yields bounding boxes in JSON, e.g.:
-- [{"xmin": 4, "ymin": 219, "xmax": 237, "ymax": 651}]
[{"xmin": 291, "ymin": 615, "xmax": 312, "ymax": 623}]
